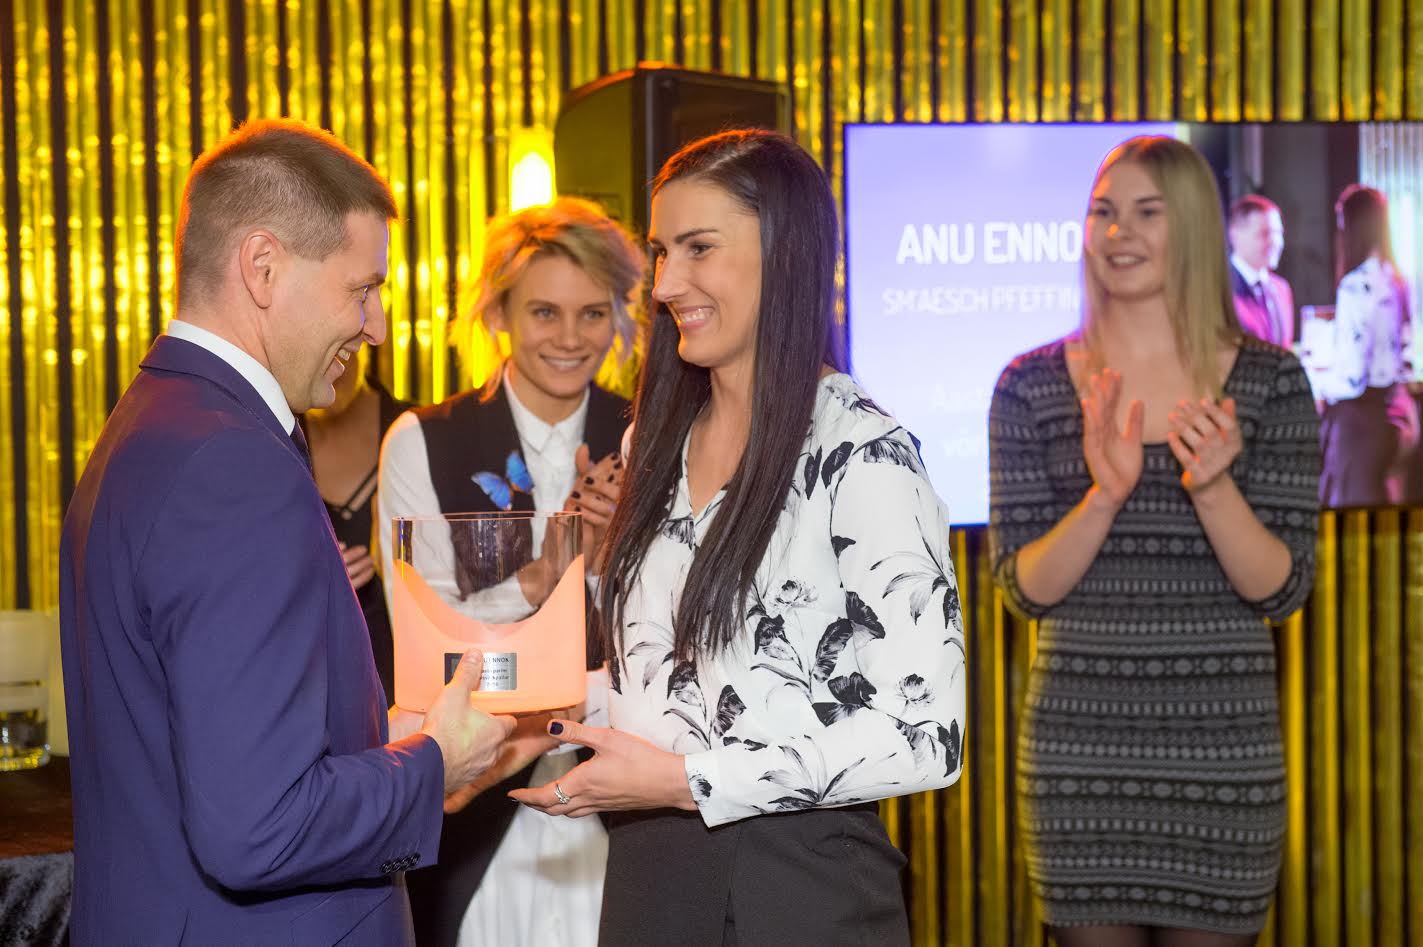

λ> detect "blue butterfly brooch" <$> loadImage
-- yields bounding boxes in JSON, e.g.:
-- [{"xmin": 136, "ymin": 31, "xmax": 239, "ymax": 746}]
[{"xmin": 471, "ymin": 451, "xmax": 534, "ymax": 511}]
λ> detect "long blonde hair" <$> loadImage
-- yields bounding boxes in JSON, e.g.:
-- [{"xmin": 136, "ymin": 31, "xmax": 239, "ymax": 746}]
[
  {"xmin": 451, "ymin": 196, "xmax": 644, "ymax": 398},
  {"xmin": 1081, "ymin": 136, "xmax": 1241, "ymax": 397}
]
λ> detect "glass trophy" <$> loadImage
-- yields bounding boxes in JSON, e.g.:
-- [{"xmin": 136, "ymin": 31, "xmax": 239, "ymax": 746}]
[{"xmin": 390, "ymin": 511, "xmax": 587, "ymax": 714}]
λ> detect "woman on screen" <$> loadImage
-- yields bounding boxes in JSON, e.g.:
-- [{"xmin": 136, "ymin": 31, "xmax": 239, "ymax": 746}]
[
  {"xmin": 1312, "ymin": 184, "xmax": 1416, "ymax": 507},
  {"xmin": 988, "ymin": 136, "xmax": 1320, "ymax": 946},
  {"xmin": 509, "ymin": 129, "xmax": 967, "ymax": 944},
  {"xmin": 377, "ymin": 197, "xmax": 642, "ymax": 947}
]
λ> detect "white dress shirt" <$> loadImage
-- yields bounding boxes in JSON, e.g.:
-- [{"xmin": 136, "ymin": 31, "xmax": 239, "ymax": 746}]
[
  {"xmin": 1230, "ymin": 255, "xmax": 1272, "ymax": 295},
  {"xmin": 1231, "ymin": 255, "xmax": 1289, "ymax": 346},
  {"xmin": 166, "ymin": 319, "xmax": 296, "ymax": 434},
  {"xmin": 376, "ymin": 372, "xmax": 607, "ymax": 947}
]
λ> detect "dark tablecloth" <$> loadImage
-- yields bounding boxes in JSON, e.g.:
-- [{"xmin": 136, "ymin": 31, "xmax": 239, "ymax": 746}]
[{"xmin": 0, "ymin": 758, "xmax": 73, "ymax": 947}]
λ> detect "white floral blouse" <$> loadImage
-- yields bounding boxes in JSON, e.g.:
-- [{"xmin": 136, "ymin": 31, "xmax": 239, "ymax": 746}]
[{"xmin": 608, "ymin": 373, "xmax": 967, "ymax": 828}]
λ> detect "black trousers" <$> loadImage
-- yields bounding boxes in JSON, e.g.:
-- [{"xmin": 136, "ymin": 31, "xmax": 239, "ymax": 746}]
[
  {"xmin": 1320, "ymin": 385, "xmax": 1405, "ymax": 508},
  {"xmin": 598, "ymin": 804, "xmax": 909, "ymax": 947}
]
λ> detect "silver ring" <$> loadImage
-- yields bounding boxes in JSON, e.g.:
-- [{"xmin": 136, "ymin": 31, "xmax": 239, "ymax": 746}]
[{"xmin": 553, "ymin": 781, "xmax": 572, "ymax": 805}]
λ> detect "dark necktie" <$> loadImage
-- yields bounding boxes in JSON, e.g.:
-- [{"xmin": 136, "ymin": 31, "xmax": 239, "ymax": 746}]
[
  {"xmin": 289, "ymin": 421, "xmax": 314, "ymax": 474},
  {"xmin": 1253, "ymin": 280, "xmax": 1281, "ymax": 342}
]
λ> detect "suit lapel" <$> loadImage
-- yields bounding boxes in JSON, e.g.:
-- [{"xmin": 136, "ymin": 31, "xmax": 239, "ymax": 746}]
[{"xmin": 141, "ymin": 335, "xmax": 306, "ymax": 470}]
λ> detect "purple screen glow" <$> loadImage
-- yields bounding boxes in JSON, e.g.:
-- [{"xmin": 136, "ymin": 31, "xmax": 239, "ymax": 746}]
[{"xmin": 844, "ymin": 122, "xmax": 1179, "ymax": 525}]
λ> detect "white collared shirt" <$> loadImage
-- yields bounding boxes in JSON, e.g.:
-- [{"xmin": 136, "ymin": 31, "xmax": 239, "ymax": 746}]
[
  {"xmin": 504, "ymin": 370, "xmax": 590, "ymax": 548},
  {"xmin": 166, "ymin": 319, "xmax": 296, "ymax": 434},
  {"xmin": 1230, "ymin": 254, "xmax": 1272, "ymax": 292}
]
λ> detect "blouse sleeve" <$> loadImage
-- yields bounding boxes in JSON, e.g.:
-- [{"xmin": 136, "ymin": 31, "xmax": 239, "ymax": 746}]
[
  {"xmin": 986, "ymin": 358, "xmax": 1058, "ymax": 619},
  {"xmin": 682, "ymin": 428, "xmax": 966, "ymax": 828},
  {"xmin": 1238, "ymin": 353, "xmax": 1322, "ymax": 620}
]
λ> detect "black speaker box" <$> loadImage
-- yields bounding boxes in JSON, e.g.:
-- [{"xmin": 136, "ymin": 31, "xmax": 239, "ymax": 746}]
[{"xmin": 553, "ymin": 64, "xmax": 788, "ymax": 232}]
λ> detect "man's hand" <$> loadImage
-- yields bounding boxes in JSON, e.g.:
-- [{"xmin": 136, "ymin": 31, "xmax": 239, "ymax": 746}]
[
  {"xmin": 441, "ymin": 710, "xmax": 562, "ymax": 813},
  {"xmin": 420, "ymin": 650, "xmax": 517, "ymax": 794},
  {"xmin": 387, "ymin": 705, "xmax": 424, "ymax": 742}
]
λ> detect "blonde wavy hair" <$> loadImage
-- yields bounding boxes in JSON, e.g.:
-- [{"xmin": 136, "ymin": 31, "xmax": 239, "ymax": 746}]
[
  {"xmin": 1081, "ymin": 136, "xmax": 1242, "ymax": 397},
  {"xmin": 452, "ymin": 196, "xmax": 644, "ymax": 398}
]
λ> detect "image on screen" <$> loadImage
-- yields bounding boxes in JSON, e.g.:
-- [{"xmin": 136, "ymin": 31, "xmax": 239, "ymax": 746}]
[{"xmin": 844, "ymin": 122, "xmax": 1423, "ymax": 522}]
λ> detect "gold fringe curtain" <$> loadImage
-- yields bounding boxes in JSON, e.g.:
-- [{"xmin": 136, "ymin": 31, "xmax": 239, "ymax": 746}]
[
  {"xmin": 3, "ymin": 2, "xmax": 1423, "ymax": 943},
  {"xmin": 6, "ymin": 0, "xmax": 1423, "ymax": 611}
]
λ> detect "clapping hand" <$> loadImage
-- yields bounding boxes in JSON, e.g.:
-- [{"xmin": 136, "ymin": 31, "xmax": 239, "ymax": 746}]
[
  {"xmin": 513, "ymin": 446, "xmax": 623, "ymax": 604},
  {"xmin": 1081, "ymin": 368, "xmax": 1145, "ymax": 509},
  {"xmin": 566, "ymin": 445, "xmax": 623, "ymax": 573},
  {"xmin": 1167, "ymin": 397, "xmax": 1242, "ymax": 494}
]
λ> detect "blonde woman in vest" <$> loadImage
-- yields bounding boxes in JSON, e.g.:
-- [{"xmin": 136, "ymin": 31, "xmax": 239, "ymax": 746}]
[{"xmin": 379, "ymin": 197, "xmax": 642, "ymax": 947}]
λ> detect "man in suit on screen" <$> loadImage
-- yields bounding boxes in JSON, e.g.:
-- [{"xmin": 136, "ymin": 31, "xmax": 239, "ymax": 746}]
[
  {"xmin": 59, "ymin": 118, "xmax": 515, "ymax": 945},
  {"xmin": 1228, "ymin": 194, "xmax": 1296, "ymax": 347}
]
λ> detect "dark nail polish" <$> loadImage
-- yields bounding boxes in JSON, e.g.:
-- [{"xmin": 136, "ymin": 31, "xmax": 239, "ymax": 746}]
[
  {"xmin": 613, "ymin": 459, "xmax": 623, "ymax": 469},
  {"xmin": 549, "ymin": 721, "xmax": 564, "ymax": 735},
  {"xmin": 571, "ymin": 491, "xmax": 581, "ymax": 499},
  {"xmin": 606, "ymin": 474, "xmax": 616, "ymax": 482},
  {"xmin": 584, "ymin": 476, "xmax": 594, "ymax": 484}
]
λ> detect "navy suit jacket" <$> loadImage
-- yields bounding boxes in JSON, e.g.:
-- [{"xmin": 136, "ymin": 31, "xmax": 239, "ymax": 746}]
[
  {"xmin": 1230, "ymin": 262, "xmax": 1296, "ymax": 347},
  {"xmin": 59, "ymin": 336, "xmax": 446, "ymax": 945}
]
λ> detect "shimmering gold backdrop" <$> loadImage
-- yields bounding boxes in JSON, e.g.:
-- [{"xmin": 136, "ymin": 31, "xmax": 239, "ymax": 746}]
[{"xmin": 3, "ymin": 1, "xmax": 1422, "ymax": 944}]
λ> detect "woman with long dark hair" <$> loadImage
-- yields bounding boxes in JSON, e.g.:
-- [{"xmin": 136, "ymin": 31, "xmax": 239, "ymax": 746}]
[
  {"xmin": 1312, "ymin": 184, "xmax": 1415, "ymax": 506},
  {"xmin": 989, "ymin": 136, "xmax": 1320, "ymax": 946},
  {"xmin": 511, "ymin": 130, "xmax": 967, "ymax": 944}
]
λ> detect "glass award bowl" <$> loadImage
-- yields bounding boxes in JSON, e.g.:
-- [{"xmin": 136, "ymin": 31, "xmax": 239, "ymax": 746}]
[{"xmin": 390, "ymin": 511, "xmax": 586, "ymax": 714}]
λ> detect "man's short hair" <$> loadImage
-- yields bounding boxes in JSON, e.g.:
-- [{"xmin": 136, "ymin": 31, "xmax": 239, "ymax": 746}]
[
  {"xmin": 175, "ymin": 118, "xmax": 398, "ymax": 308},
  {"xmin": 1227, "ymin": 193, "xmax": 1279, "ymax": 229}
]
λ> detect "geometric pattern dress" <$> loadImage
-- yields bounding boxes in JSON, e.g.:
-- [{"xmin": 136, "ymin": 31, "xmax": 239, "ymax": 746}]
[{"xmin": 987, "ymin": 335, "xmax": 1321, "ymax": 933}]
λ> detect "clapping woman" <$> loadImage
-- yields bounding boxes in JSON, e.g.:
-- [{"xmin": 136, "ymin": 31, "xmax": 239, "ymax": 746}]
[{"xmin": 988, "ymin": 136, "xmax": 1320, "ymax": 946}]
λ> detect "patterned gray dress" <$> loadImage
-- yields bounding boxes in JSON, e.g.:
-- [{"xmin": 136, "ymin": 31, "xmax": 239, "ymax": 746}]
[{"xmin": 987, "ymin": 336, "xmax": 1320, "ymax": 934}]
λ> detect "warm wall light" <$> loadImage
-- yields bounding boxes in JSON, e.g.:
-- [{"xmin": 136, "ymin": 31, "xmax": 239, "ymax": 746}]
[{"xmin": 509, "ymin": 126, "xmax": 556, "ymax": 210}]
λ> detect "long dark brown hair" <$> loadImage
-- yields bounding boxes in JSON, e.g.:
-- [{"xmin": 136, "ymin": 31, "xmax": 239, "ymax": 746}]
[
  {"xmin": 597, "ymin": 129, "xmax": 844, "ymax": 665},
  {"xmin": 1334, "ymin": 184, "xmax": 1396, "ymax": 287}
]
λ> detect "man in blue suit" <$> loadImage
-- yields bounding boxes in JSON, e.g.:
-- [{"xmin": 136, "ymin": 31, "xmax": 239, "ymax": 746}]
[
  {"xmin": 1227, "ymin": 194, "xmax": 1296, "ymax": 348},
  {"xmin": 59, "ymin": 119, "xmax": 516, "ymax": 945}
]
